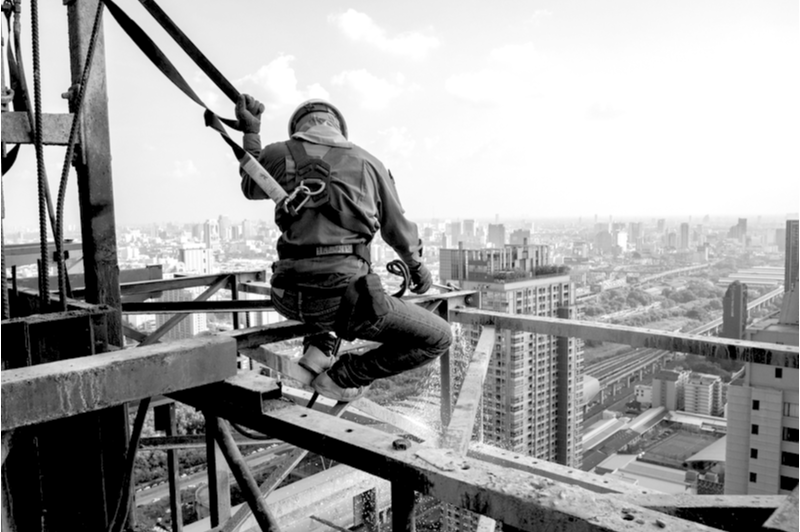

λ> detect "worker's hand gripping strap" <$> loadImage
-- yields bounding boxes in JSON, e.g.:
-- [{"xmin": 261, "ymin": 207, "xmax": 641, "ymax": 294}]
[
  {"xmin": 101, "ymin": 0, "xmax": 289, "ymax": 206},
  {"xmin": 334, "ymin": 274, "xmax": 389, "ymax": 341}
]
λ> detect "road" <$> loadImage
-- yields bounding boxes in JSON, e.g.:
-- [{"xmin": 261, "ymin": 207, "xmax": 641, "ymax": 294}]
[{"xmin": 134, "ymin": 443, "xmax": 293, "ymax": 507}]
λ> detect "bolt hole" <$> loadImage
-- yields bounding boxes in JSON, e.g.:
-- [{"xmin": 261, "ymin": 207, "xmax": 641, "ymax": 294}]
[
  {"xmin": 345, "ymin": 429, "xmax": 353, "ymax": 433},
  {"xmin": 622, "ymin": 514, "xmax": 634, "ymax": 521},
  {"xmin": 461, "ymin": 464, "xmax": 470, "ymax": 470},
  {"xmin": 300, "ymin": 414, "xmax": 308, "ymax": 418}
]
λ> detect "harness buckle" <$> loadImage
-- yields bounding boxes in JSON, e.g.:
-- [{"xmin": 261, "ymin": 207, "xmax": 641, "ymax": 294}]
[{"xmin": 281, "ymin": 184, "xmax": 312, "ymax": 216}]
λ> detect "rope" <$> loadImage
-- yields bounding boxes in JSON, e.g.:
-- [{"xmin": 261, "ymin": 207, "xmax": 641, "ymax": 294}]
[
  {"xmin": 30, "ymin": 0, "xmax": 49, "ymax": 305},
  {"xmin": 54, "ymin": 0, "xmax": 104, "ymax": 309},
  {"xmin": 386, "ymin": 259, "xmax": 410, "ymax": 298}
]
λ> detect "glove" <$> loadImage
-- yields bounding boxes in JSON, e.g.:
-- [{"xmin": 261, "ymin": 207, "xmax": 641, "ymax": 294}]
[
  {"xmin": 408, "ymin": 262, "xmax": 432, "ymax": 295},
  {"xmin": 235, "ymin": 94, "xmax": 264, "ymax": 134}
]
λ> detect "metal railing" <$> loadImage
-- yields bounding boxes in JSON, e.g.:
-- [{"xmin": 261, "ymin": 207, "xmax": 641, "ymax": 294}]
[{"xmin": 2, "ymin": 271, "xmax": 797, "ymax": 532}]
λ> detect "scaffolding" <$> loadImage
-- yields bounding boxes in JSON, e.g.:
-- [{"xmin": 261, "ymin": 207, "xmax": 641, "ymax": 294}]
[{"xmin": 1, "ymin": 1, "xmax": 798, "ymax": 531}]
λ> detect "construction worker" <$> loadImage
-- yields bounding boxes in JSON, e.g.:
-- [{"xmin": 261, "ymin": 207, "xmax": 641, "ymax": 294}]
[{"xmin": 235, "ymin": 94, "xmax": 452, "ymax": 402}]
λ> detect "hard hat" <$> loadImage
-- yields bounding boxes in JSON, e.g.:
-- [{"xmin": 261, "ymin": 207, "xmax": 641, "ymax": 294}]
[{"xmin": 288, "ymin": 99, "xmax": 348, "ymax": 139}]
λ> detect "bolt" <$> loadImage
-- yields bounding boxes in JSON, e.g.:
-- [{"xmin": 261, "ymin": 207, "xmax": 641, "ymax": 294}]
[
  {"xmin": 392, "ymin": 438, "xmax": 411, "ymax": 451},
  {"xmin": 655, "ymin": 519, "xmax": 666, "ymax": 528}
]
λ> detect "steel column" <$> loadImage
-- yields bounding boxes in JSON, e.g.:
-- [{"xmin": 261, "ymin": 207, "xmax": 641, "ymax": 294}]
[{"xmin": 391, "ymin": 482, "xmax": 415, "ymax": 532}]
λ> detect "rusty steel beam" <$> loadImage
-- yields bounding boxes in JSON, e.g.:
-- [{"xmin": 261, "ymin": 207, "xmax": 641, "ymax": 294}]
[
  {"xmin": 141, "ymin": 275, "xmax": 230, "ymax": 346},
  {"xmin": 451, "ymin": 308, "xmax": 799, "ymax": 367},
  {"xmin": 0, "ymin": 112, "xmax": 75, "ymax": 145},
  {"xmin": 176, "ymin": 390, "xmax": 719, "ymax": 532},
  {"xmin": 122, "ymin": 298, "xmax": 273, "ymax": 314},
  {"xmin": 1, "ymin": 335, "xmax": 237, "ymax": 431},
  {"xmin": 441, "ymin": 326, "xmax": 495, "ymax": 454},
  {"xmin": 140, "ymin": 434, "xmax": 278, "ymax": 451},
  {"xmin": 225, "ymin": 320, "xmax": 313, "ymax": 350},
  {"xmin": 763, "ymin": 488, "xmax": 798, "ymax": 532},
  {"xmin": 120, "ymin": 271, "xmax": 265, "ymax": 298},
  {"xmin": 621, "ymin": 493, "xmax": 786, "ymax": 532}
]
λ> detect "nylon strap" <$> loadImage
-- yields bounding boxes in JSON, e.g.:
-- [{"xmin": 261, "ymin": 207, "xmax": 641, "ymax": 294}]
[{"xmin": 101, "ymin": 0, "xmax": 288, "ymax": 205}]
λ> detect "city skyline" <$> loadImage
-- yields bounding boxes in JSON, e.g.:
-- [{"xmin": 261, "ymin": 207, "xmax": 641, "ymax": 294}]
[{"xmin": 1, "ymin": 0, "xmax": 798, "ymax": 229}]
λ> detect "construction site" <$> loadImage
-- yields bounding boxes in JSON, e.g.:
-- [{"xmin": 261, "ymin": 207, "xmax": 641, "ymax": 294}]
[{"xmin": 1, "ymin": 1, "xmax": 798, "ymax": 532}]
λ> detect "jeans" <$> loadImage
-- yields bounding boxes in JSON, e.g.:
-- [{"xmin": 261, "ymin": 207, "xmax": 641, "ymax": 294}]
[{"xmin": 271, "ymin": 284, "xmax": 452, "ymax": 388}]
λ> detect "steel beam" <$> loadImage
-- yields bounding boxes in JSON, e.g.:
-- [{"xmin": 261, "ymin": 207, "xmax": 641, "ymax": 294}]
[
  {"xmin": 111, "ymin": 270, "xmax": 264, "ymax": 298},
  {"xmin": 1, "ymin": 112, "xmax": 75, "ymax": 145},
  {"xmin": 467, "ymin": 442, "xmax": 656, "ymax": 496},
  {"xmin": 451, "ymin": 308, "xmax": 799, "ymax": 367},
  {"xmin": 225, "ymin": 320, "xmax": 313, "ymax": 350},
  {"xmin": 176, "ymin": 393, "xmax": 717, "ymax": 532},
  {"xmin": 1, "ymin": 335, "xmax": 237, "ymax": 430},
  {"xmin": 141, "ymin": 275, "xmax": 229, "ymax": 345},
  {"xmin": 441, "ymin": 327, "xmax": 494, "ymax": 454},
  {"xmin": 122, "ymin": 298, "xmax": 273, "ymax": 314},
  {"xmin": 763, "ymin": 488, "xmax": 797, "ymax": 532}
]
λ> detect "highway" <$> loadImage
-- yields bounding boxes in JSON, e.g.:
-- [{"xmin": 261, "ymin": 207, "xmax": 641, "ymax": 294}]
[{"xmin": 134, "ymin": 443, "xmax": 293, "ymax": 507}]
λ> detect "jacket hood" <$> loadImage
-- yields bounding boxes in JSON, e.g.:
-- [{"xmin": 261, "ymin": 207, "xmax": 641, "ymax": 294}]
[{"xmin": 291, "ymin": 124, "xmax": 351, "ymax": 148}]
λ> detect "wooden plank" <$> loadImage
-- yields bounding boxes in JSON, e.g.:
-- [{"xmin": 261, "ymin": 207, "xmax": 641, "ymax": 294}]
[
  {"xmin": 1, "ymin": 335, "xmax": 237, "ymax": 430},
  {"xmin": 177, "ymin": 395, "xmax": 717, "ymax": 532},
  {"xmin": 451, "ymin": 308, "xmax": 799, "ymax": 367},
  {"xmin": 442, "ymin": 327, "xmax": 494, "ymax": 454},
  {"xmin": 1, "ymin": 112, "xmax": 74, "ymax": 145}
]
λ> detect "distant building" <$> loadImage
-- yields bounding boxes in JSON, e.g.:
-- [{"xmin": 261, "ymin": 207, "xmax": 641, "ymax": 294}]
[
  {"xmin": 728, "ymin": 218, "xmax": 748, "ymax": 242},
  {"xmin": 509, "ymin": 229, "xmax": 531, "ymax": 246},
  {"xmin": 179, "ymin": 245, "xmax": 214, "ymax": 274},
  {"xmin": 721, "ymin": 281, "xmax": 748, "ymax": 340},
  {"xmin": 652, "ymin": 369, "xmax": 690, "ymax": 411},
  {"xmin": 439, "ymin": 245, "xmax": 551, "ymax": 284},
  {"xmin": 657, "ymin": 219, "xmax": 666, "ymax": 233},
  {"xmin": 218, "ymin": 215, "xmax": 232, "ymax": 242},
  {"xmin": 462, "ymin": 219, "xmax": 475, "ymax": 239},
  {"xmin": 487, "ymin": 223, "xmax": 505, "ymax": 248},
  {"xmin": 635, "ymin": 384, "xmax": 652, "ymax": 408},
  {"xmin": 785, "ymin": 220, "xmax": 799, "ymax": 291},
  {"xmin": 448, "ymin": 221, "xmax": 462, "ymax": 245},
  {"xmin": 680, "ymin": 223, "xmax": 690, "ymax": 250},
  {"xmin": 684, "ymin": 373, "xmax": 724, "ymax": 417},
  {"xmin": 203, "ymin": 218, "xmax": 219, "ymax": 248}
]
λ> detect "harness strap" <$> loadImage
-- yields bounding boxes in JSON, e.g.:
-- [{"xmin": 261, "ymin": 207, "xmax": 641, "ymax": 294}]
[
  {"xmin": 277, "ymin": 243, "xmax": 371, "ymax": 264},
  {"xmin": 102, "ymin": 0, "xmax": 290, "ymax": 207}
]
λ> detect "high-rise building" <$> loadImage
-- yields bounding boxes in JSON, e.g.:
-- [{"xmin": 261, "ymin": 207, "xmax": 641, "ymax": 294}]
[
  {"xmin": 204, "ymin": 218, "xmax": 219, "ymax": 248},
  {"xmin": 657, "ymin": 219, "xmax": 666, "ymax": 233},
  {"xmin": 680, "ymin": 222, "xmax": 690, "ymax": 250},
  {"xmin": 628, "ymin": 222, "xmax": 642, "ymax": 248},
  {"xmin": 785, "ymin": 220, "xmax": 799, "ymax": 291},
  {"xmin": 462, "ymin": 219, "xmax": 475, "ymax": 239},
  {"xmin": 725, "ymin": 249, "xmax": 799, "ymax": 496},
  {"xmin": 684, "ymin": 373, "xmax": 724, "ymax": 417},
  {"xmin": 179, "ymin": 245, "xmax": 215, "ymax": 274},
  {"xmin": 721, "ymin": 281, "xmax": 748, "ymax": 340},
  {"xmin": 652, "ymin": 369, "xmax": 689, "ymax": 411},
  {"xmin": 448, "ymin": 221, "xmax": 462, "ymax": 246},
  {"xmin": 509, "ymin": 229, "xmax": 531, "ymax": 246},
  {"xmin": 440, "ymin": 245, "xmax": 582, "ymax": 468},
  {"xmin": 218, "ymin": 215, "xmax": 232, "ymax": 242},
  {"xmin": 487, "ymin": 224, "xmax": 505, "ymax": 248}
]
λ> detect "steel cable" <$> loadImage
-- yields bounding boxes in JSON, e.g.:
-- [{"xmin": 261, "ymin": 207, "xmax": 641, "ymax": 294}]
[{"xmin": 30, "ymin": 0, "xmax": 49, "ymax": 304}]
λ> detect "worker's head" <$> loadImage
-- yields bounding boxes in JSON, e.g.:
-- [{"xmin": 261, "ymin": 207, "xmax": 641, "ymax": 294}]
[{"xmin": 288, "ymin": 99, "xmax": 348, "ymax": 139}]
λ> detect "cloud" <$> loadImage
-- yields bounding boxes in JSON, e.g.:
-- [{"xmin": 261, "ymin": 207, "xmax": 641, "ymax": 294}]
[
  {"xmin": 170, "ymin": 160, "xmax": 198, "ymax": 179},
  {"xmin": 528, "ymin": 9, "xmax": 553, "ymax": 26},
  {"xmin": 331, "ymin": 69, "xmax": 418, "ymax": 110},
  {"xmin": 237, "ymin": 55, "xmax": 329, "ymax": 116},
  {"xmin": 586, "ymin": 102, "xmax": 624, "ymax": 120},
  {"xmin": 329, "ymin": 9, "xmax": 440, "ymax": 60},
  {"xmin": 378, "ymin": 127, "xmax": 416, "ymax": 157},
  {"xmin": 445, "ymin": 43, "xmax": 549, "ymax": 105}
]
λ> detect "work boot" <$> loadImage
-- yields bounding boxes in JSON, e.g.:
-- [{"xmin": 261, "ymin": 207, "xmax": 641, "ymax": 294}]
[
  {"xmin": 311, "ymin": 371, "xmax": 367, "ymax": 403},
  {"xmin": 298, "ymin": 345, "xmax": 335, "ymax": 376}
]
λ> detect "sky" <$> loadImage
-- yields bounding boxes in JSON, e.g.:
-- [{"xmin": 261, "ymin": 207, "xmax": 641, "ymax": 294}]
[{"xmin": 3, "ymin": 0, "xmax": 799, "ymax": 230}]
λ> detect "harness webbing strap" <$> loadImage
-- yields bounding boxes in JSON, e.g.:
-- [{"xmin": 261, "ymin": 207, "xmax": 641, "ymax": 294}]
[
  {"xmin": 101, "ymin": 0, "xmax": 288, "ymax": 205},
  {"xmin": 138, "ymin": 0, "xmax": 240, "ymax": 104}
]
